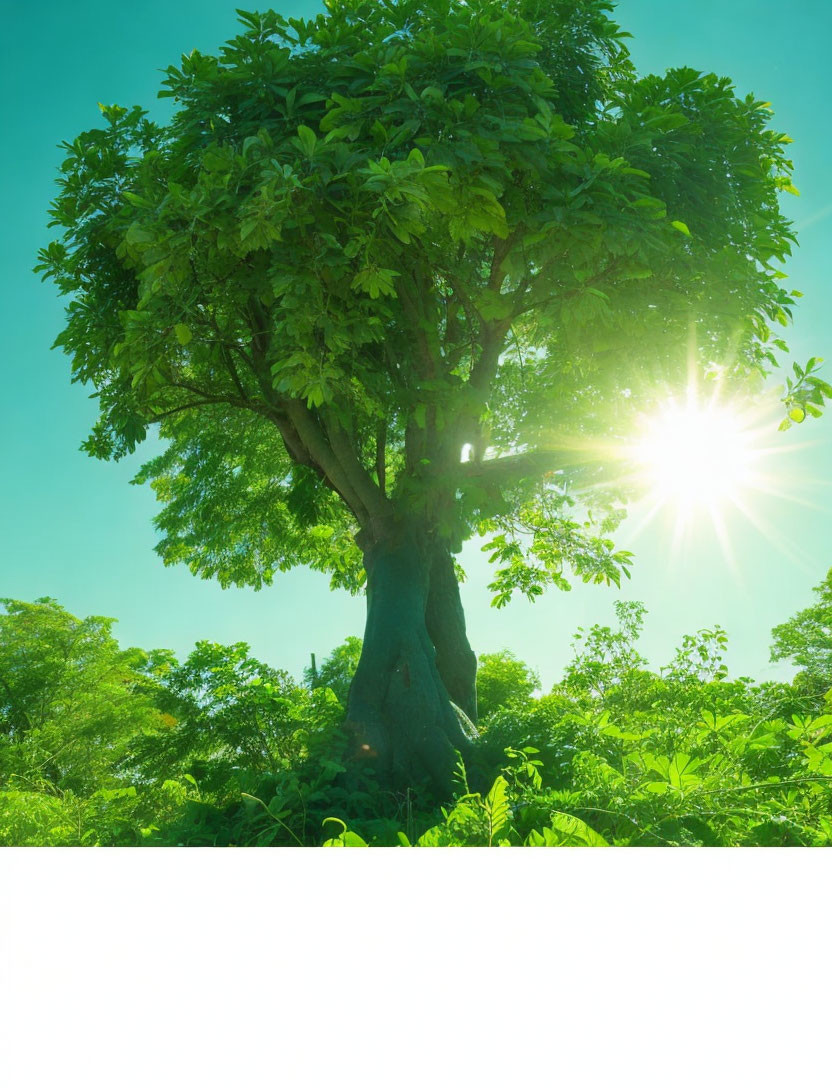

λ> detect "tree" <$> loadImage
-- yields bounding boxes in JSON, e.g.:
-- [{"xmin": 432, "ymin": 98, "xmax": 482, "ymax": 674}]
[
  {"xmin": 126, "ymin": 640, "xmax": 323, "ymax": 789},
  {"xmin": 770, "ymin": 569, "xmax": 832, "ymax": 698},
  {"xmin": 0, "ymin": 598, "xmax": 163, "ymax": 795},
  {"xmin": 38, "ymin": 0, "xmax": 804, "ymax": 792},
  {"xmin": 476, "ymin": 650, "xmax": 539, "ymax": 718},
  {"xmin": 562, "ymin": 600, "xmax": 647, "ymax": 697},
  {"xmin": 304, "ymin": 636, "xmax": 364, "ymax": 709}
]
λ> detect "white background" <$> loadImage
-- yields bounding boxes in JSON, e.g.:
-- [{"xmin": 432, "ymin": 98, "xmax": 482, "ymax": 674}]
[{"xmin": 2, "ymin": 850, "xmax": 828, "ymax": 1086}]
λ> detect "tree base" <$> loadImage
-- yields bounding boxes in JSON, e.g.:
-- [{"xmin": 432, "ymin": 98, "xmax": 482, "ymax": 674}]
[{"xmin": 344, "ymin": 534, "xmax": 479, "ymax": 796}]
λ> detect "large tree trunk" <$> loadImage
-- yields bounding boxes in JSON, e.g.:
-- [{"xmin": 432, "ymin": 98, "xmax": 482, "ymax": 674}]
[
  {"xmin": 425, "ymin": 546, "xmax": 478, "ymax": 722},
  {"xmin": 344, "ymin": 532, "xmax": 478, "ymax": 796}
]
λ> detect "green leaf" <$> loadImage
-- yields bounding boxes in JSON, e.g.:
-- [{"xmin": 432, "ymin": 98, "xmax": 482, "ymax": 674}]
[
  {"xmin": 483, "ymin": 775, "xmax": 511, "ymax": 843},
  {"xmin": 174, "ymin": 324, "xmax": 192, "ymax": 346},
  {"xmin": 350, "ymin": 266, "xmax": 400, "ymax": 299},
  {"xmin": 670, "ymin": 220, "xmax": 691, "ymax": 236},
  {"xmin": 548, "ymin": 812, "xmax": 609, "ymax": 846},
  {"xmin": 125, "ymin": 222, "xmax": 154, "ymax": 247},
  {"xmin": 526, "ymin": 815, "xmax": 608, "ymax": 847},
  {"xmin": 294, "ymin": 125, "xmax": 317, "ymax": 158}
]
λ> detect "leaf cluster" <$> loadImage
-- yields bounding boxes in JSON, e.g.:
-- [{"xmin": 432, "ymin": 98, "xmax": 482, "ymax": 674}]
[
  {"xmin": 35, "ymin": 0, "xmax": 810, "ymax": 595},
  {"xmin": 5, "ymin": 579, "xmax": 832, "ymax": 846}
]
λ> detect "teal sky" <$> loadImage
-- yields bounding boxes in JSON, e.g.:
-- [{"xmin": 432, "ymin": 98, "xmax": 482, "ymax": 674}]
[{"xmin": 2, "ymin": 0, "xmax": 831, "ymax": 686}]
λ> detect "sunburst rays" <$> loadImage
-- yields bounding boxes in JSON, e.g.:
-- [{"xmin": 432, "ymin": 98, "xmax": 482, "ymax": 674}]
[{"xmin": 615, "ymin": 382, "xmax": 821, "ymax": 567}]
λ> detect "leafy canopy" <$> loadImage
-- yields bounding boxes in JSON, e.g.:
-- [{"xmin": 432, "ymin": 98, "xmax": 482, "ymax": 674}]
[
  {"xmin": 475, "ymin": 649, "xmax": 540, "ymax": 717},
  {"xmin": 0, "ymin": 598, "xmax": 163, "ymax": 795},
  {"xmin": 771, "ymin": 569, "xmax": 832, "ymax": 690},
  {"xmin": 38, "ymin": 0, "xmax": 802, "ymax": 601}
]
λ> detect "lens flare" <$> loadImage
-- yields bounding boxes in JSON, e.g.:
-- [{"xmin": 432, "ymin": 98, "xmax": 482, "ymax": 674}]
[
  {"xmin": 615, "ymin": 385, "xmax": 819, "ymax": 572},
  {"xmin": 633, "ymin": 396, "xmax": 757, "ymax": 516}
]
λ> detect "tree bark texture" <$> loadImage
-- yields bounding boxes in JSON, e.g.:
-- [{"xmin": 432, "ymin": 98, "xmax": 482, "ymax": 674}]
[
  {"xmin": 425, "ymin": 547, "xmax": 478, "ymax": 722},
  {"xmin": 345, "ymin": 532, "xmax": 478, "ymax": 795}
]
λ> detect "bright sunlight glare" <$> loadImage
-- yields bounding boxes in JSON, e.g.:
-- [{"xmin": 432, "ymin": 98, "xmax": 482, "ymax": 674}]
[
  {"xmin": 610, "ymin": 385, "xmax": 820, "ymax": 572},
  {"xmin": 632, "ymin": 394, "xmax": 758, "ymax": 517}
]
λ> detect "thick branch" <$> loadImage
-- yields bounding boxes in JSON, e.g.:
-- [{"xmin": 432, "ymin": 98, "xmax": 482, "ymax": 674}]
[
  {"xmin": 469, "ymin": 320, "xmax": 511, "ymax": 397},
  {"xmin": 322, "ymin": 410, "xmax": 394, "ymax": 528},
  {"xmin": 281, "ymin": 401, "xmax": 379, "ymax": 526},
  {"xmin": 163, "ymin": 381, "xmax": 337, "ymax": 500},
  {"xmin": 396, "ymin": 273, "xmax": 436, "ymax": 378},
  {"xmin": 455, "ymin": 449, "xmax": 609, "ymax": 491},
  {"xmin": 488, "ymin": 227, "xmax": 521, "ymax": 290},
  {"xmin": 240, "ymin": 301, "xmax": 367, "ymax": 517},
  {"xmin": 219, "ymin": 343, "xmax": 250, "ymax": 402},
  {"xmin": 240, "ymin": 299, "xmax": 392, "ymax": 530},
  {"xmin": 271, "ymin": 408, "xmax": 317, "ymax": 469}
]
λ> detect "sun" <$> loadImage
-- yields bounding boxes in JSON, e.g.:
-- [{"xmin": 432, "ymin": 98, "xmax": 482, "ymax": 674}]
[
  {"xmin": 632, "ymin": 394, "xmax": 758, "ymax": 517},
  {"xmin": 611, "ymin": 384, "xmax": 818, "ymax": 570}
]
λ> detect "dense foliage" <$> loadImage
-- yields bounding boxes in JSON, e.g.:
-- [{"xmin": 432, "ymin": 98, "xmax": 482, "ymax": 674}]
[
  {"xmin": 3, "ymin": 573, "xmax": 831, "ymax": 846},
  {"xmin": 36, "ymin": 0, "xmax": 831, "ymax": 790}
]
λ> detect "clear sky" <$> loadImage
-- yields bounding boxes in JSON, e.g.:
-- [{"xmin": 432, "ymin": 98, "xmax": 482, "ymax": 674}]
[{"xmin": 2, "ymin": 0, "xmax": 831, "ymax": 686}]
